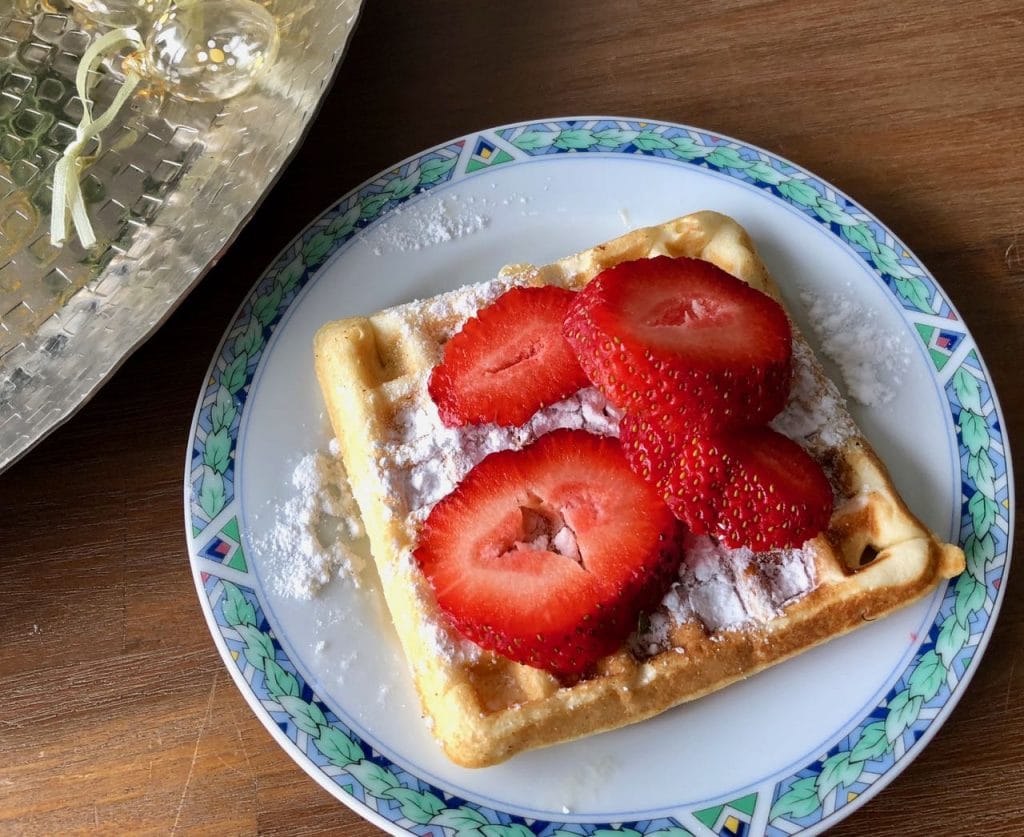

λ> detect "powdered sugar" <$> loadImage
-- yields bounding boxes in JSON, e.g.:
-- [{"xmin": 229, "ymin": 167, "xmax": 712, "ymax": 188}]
[
  {"xmin": 365, "ymin": 189, "xmax": 545, "ymax": 256},
  {"xmin": 390, "ymin": 275, "xmax": 517, "ymax": 346},
  {"xmin": 771, "ymin": 336, "xmax": 857, "ymax": 458},
  {"xmin": 373, "ymin": 547, "xmax": 485, "ymax": 667},
  {"xmin": 682, "ymin": 536, "xmax": 750, "ymax": 629},
  {"xmin": 633, "ymin": 533, "xmax": 816, "ymax": 654},
  {"xmin": 260, "ymin": 443, "xmax": 367, "ymax": 599},
  {"xmin": 379, "ymin": 385, "xmax": 622, "ymax": 520},
  {"xmin": 370, "ymin": 196, "xmax": 489, "ymax": 255},
  {"xmin": 416, "ymin": 606, "xmax": 483, "ymax": 667},
  {"xmin": 800, "ymin": 287, "xmax": 911, "ymax": 407},
  {"xmin": 423, "ymin": 275, "xmax": 511, "ymax": 324}
]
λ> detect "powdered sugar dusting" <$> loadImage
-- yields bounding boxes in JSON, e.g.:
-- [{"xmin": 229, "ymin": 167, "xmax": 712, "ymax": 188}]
[
  {"xmin": 261, "ymin": 445, "xmax": 367, "ymax": 599},
  {"xmin": 634, "ymin": 533, "xmax": 817, "ymax": 653},
  {"xmin": 680, "ymin": 536, "xmax": 750, "ymax": 631},
  {"xmin": 379, "ymin": 384, "xmax": 622, "ymax": 520},
  {"xmin": 391, "ymin": 547, "xmax": 484, "ymax": 666},
  {"xmin": 370, "ymin": 196, "xmax": 489, "ymax": 255},
  {"xmin": 423, "ymin": 276, "xmax": 510, "ymax": 322},
  {"xmin": 391, "ymin": 276, "xmax": 516, "ymax": 345},
  {"xmin": 771, "ymin": 336, "xmax": 857, "ymax": 458},
  {"xmin": 800, "ymin": 287, "xmax": 911, "ymax": 406}
]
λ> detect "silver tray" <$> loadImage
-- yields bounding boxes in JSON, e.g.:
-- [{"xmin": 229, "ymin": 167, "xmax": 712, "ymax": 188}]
[{"xmin": 0, "ymin": 0, "xmax": 362, "ymax": 471}]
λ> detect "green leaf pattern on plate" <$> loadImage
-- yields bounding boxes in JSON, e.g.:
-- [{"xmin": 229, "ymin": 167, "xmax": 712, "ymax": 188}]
[
  {"xmin": 884, "ymin": 691, "xmax": 924, "ymax": 744},
  {"xmin": 202, "ymin": 427, "xmax": 230, "ymax": 474},
  {"xmin": 632, "ymin": 131, "xmax": 675, "ymax": 151},
  {"xmin": 907, "ymin": 650, "xmax": 946, "ymax": 702},
  {"xmin": 418, "ymin": 156, "xmax": 458, "ymax": 185},
  {"xmin": 209, "ymin": 389, "xmax": 237, "ymax": 438},
  {"xmin": 593, "ymin": 128, "xmax": 638, "ymax": 147},
  {"xmin": 769, "ymin": 777, "xmax": 819, "ymax": 821},
  {"xmin": 553, "ymin": 128, "xmax": 600, "ymax": 150},
  {"xmin": 221, "ymin": 353, "xmax": 247, "ymax": 396},
  {"xmin": 263, "ymin": 658, "xmax": 300, "ymax": 699},
  {"xmin": 252, "ymin": 284, "xmax": 283, "ymax": 329},
  {"xmin": 221, "ymin": 582, "xmax": 255, "ymax": 632},
  {"xmin": 380, "ymin": 787, "xmax": 447, "ymax": 824},
  {"xmin": 232, "ymin": 318, "xmax": 263, "ymax": 358},
  {"xmin": 815, "ymin": 753, "xmax": 861, "ymax": 802},
  {"xmin": 236, "ymin": 623, "xmax": 276, "ymax": 671},
  {"xmin": 848, "ymin": 721, "xmax": 888, "ymax": 763},
  {"xmin": 511, "ymin": 130, "xmax": 559, "ymax": 150},
  {"xmin": 197, "ymin": 469, "xmax": 225, "ymax": 519},
  {"xmin": 346, "ymin": 758, "xmax": 401, "ymax": 795}
]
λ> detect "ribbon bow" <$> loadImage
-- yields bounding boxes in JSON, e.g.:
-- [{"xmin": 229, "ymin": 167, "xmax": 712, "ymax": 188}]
[{"xmin": 51, "ymin": 28, "xmax": 145, "ymax": 249}]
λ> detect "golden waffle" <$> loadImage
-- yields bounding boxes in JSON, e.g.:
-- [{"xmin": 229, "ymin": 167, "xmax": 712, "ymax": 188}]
[{"xmin": 313, "ymin": 210, "xmax": 964, "ymax": 767}]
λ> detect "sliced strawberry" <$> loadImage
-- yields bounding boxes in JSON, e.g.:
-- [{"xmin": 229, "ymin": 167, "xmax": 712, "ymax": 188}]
[
  {"xmin": 414, "ymin": 429, "xmax": 684, "ymax": 676},
  {"xmin": 623, "ymin": 408, "xmax": 832, "ymax": 548},
  {"xmin": 661, "ymin": 434, "xmax": 732, "ymax": 537},
  {"xmin": 618, "ymin": 411, "xmax": 679, "ymax": 488},
  {"xmin": 622, "ymin": 413, "xmax": 728, "ymax": 536},
  {"xmin": 713, "ymin": 427, "xmax": 833, "ymax": 549},
  {"xmin": 428, "ymin": 285, "xmax": 590, "ymax": 427},
  {"xmin": 563, "ymin": 256, "xmax": 792, "ymax": 429}
]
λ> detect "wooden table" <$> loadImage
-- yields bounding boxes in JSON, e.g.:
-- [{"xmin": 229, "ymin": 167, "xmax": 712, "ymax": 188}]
[{"xmin": 3, "ymin": 1, "xmax": 1022, "ymax": 833}]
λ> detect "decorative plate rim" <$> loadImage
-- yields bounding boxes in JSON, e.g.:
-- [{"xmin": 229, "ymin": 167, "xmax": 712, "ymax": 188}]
[{"xmin": 183, "ymin": 116, "xmax": 1014, "ymax": 837}]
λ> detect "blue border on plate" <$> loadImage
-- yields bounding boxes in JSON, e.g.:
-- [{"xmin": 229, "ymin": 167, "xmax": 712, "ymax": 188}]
[{"xmin": 185, "ymin": 118, "xmax": 1013, "ymax": 836}]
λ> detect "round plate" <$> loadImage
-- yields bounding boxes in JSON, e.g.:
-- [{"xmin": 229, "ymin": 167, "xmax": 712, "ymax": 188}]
[{"xmin": 184, "ymin": 118, "xmax": 1013, "ymax": 836}]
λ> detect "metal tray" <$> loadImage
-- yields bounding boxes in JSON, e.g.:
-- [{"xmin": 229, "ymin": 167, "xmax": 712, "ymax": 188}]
[{"xmin": 0, "ymin": 0, "xmax": 362, "ymax": 471}]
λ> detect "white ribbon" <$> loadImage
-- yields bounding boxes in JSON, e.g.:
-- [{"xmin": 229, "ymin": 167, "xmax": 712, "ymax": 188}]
[{"xmin": 51, "ymin": 27, "xmax": 145, "ymax": 249}]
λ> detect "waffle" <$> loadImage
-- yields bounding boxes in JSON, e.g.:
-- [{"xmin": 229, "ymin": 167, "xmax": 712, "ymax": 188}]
[{"xmin": 313, "ymin": 211, "xmax": 964, "ymax": 768}]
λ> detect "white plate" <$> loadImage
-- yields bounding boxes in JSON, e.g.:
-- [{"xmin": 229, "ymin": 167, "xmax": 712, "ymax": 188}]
[{"xmin": 185, "ymin": 118, "xmax": 1012, "ymax": 836}]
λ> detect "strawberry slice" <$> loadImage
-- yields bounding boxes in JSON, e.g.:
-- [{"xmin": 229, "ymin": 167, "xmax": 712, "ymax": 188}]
[
  {"xmin": 563, "ymin": 256, "xmax": 792, "ymax": 429},
  {"xmin": 713, "ymin": 427, "xmax": 833, "ymax": 549},
  {"xmin": 414, "ymin": 429, "xmax": 684, "ymax": 676},
  {"xmin": 621, "ymin": 413, "xmax": 728, "ymax": 536},
  {"xmin": 619, "ymin": 411, "xmax": 678, "ymax": 488},
  {"xmin": 428, "ymin": 285, "xmax": 590, "ymax": 427},
  {"xmin": 654, "ymin": 425, "xmax": 832, "ymax": 549}
]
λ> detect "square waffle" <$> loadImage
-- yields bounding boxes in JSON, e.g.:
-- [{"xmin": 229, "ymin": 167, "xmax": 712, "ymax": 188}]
[{"xmin": 313, "ymin": 210, "xmax": 964, "ymax": 767}]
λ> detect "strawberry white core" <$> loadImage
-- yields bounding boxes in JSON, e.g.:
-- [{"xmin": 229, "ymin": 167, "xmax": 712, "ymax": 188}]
[{"xmin": 517, "ymin": 505, "xmax": 582, "ymax": 564}]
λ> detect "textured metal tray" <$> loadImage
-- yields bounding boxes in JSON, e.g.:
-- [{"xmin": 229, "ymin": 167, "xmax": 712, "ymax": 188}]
[{"xmin": 0, "ymin": 0, "xmax": 362, "ymax": 471}]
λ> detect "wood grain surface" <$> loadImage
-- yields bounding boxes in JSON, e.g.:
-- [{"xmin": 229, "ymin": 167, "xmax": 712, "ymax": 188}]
[{"xmin": 2, "ymin": 1, "xmax": 1023, "ymax": 833}]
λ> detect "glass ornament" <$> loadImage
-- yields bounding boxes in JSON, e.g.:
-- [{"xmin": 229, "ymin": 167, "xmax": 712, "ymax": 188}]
[
  {"xmin": 145, "ymin": 0, "xmax": 280, "ymax": 103},
  {"xmin": 51, "ymin": 1, "xmax": 282, "ymax": 247}
]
